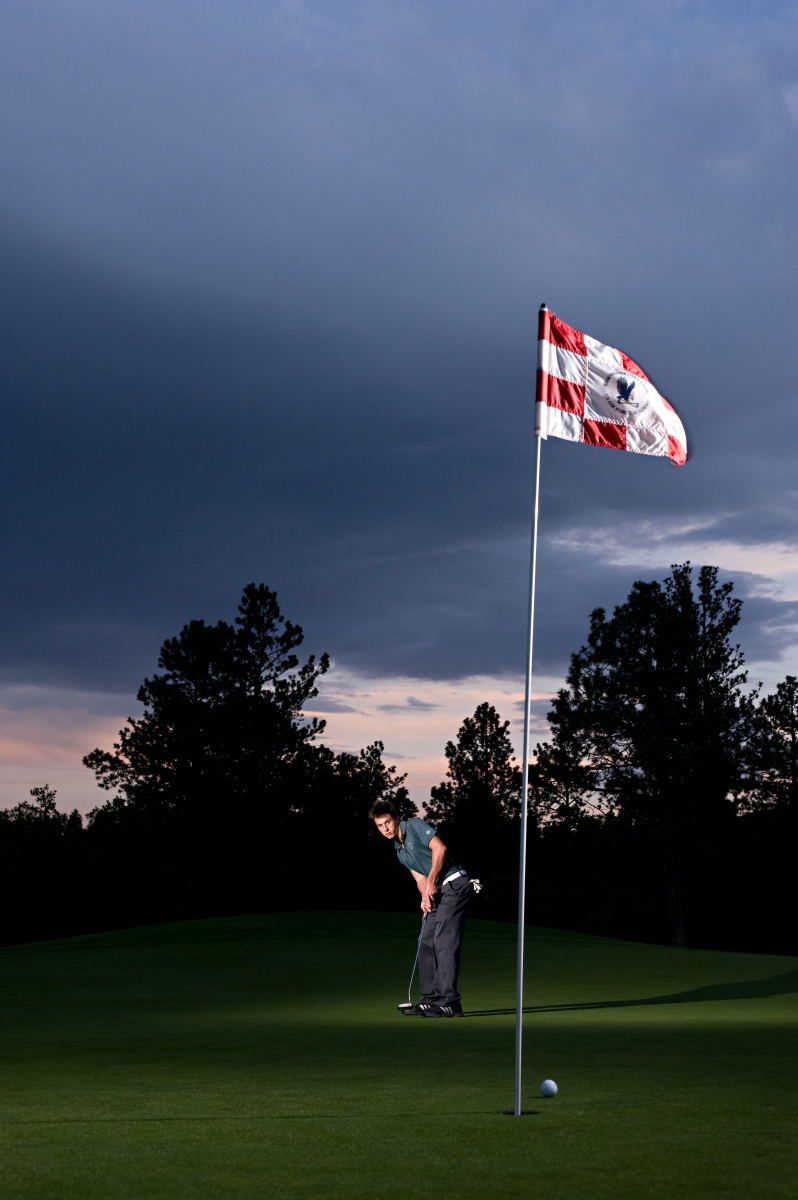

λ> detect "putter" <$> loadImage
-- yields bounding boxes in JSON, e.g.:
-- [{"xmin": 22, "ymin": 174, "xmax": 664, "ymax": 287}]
[{"xmin": 397, "ymin": 912, "xmax": 427, "ymax": 1011}]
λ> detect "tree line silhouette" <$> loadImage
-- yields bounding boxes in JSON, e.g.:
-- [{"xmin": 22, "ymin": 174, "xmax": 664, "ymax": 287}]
[{"xmin": 1, "ymin": 568, "xmax": 795, "ymax": 951}]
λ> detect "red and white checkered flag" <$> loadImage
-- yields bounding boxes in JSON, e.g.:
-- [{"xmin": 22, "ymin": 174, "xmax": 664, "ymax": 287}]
[{"xmin": 536, "ymin": 308, "xmax": 687, "ymax": 467}]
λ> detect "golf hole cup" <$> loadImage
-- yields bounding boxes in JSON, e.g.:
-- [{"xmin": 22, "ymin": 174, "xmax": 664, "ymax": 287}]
[{"xmin": 539, "ymin": 1079, "xmax": 558, "ymax": 1098}]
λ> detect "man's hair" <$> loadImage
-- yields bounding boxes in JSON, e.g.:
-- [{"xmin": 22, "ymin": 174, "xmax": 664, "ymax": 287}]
[{"xmin": 368, "ymin": 799, "xmax": 399, "ymax": 821}]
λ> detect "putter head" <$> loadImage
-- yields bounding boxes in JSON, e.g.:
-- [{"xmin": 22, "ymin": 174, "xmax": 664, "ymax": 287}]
[{"xmin": 397, "ymin": 1002, "xmax": 415, "ymax": 1010}]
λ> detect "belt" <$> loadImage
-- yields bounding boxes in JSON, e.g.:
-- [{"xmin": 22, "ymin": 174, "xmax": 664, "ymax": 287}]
[{"xmin": 442, "ymin": 869, "xmax": 467, "ymax": 887}]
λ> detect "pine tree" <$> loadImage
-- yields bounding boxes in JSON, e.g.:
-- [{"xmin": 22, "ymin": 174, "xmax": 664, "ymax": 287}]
[
  {"xmin": 426, "ymin": 703, "xmax": 521, "ymax": 872},
  {"xmin": 533, "ymin": 564, "xmax": 753, "ymax": 945},
  {"xmin": 745, "ymin": 676, "xmax": 798, "ymax": 811},
  {"xmin": 84, "ymin": 583, "xmax": 329, "ymax": 824}
]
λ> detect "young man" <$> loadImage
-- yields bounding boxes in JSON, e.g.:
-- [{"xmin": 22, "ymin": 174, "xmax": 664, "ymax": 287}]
[{"xmin": 370, "ymin": 799, "xmax": 475, "ymax": 1018}]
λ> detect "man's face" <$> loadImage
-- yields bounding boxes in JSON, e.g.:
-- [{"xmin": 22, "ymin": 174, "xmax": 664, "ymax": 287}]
[{"xmin": 374, "ymin": 813, "xmax": 399, "ymax": 841}]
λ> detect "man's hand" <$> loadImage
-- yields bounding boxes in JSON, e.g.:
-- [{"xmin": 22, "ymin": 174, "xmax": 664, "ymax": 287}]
[
  {"xmin": 421, "ymin": 878, "xmax": 437, "ymax": 913},
  {"xmin": 419, "ymin": 834, "xmax": 446, "ymax": 912}
]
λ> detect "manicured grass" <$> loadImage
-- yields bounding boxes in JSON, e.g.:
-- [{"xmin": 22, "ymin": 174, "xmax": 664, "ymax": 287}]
[{"xmin": 2, "ymin": 911, "xmax": 797, "ymax": 1199}]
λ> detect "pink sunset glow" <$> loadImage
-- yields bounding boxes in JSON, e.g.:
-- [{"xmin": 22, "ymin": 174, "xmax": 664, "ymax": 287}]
[{"xmin": 0, "ymin": 670, "xmax": 557, "ymax": 817}]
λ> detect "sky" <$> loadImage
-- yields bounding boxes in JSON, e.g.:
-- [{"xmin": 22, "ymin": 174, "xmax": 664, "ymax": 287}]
[{"xmin": 2, "ymin": 0, "xmax": 798, "ymax": 814}]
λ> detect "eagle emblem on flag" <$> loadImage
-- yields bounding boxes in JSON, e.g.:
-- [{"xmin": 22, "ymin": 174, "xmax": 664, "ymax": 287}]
[{"xmin": 603, "ymin": 371, "xmax": 639, "ymax": 417}]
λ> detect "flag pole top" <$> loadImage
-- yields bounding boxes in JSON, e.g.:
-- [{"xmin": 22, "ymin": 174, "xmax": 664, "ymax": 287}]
[{"xmin": 540, "ymin": 302, "xmax": 548, "ymax": 311}]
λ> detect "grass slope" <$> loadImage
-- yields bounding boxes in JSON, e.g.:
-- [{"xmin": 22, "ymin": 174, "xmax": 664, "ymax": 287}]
[{"xmin": 2, "ymin": 911, "xmax": 797, "ymax": 1200}]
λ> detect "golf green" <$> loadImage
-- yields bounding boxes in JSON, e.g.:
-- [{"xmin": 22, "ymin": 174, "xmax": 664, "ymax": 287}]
[{"xmin": 2, "ymin": 911, "xmax": 797, "ymax": 1199}]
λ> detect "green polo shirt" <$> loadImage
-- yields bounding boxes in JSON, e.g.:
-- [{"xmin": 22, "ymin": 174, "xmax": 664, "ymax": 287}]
[{"xmin": 394, "ymin": 818, "xmax": 462, "ymax": 882}]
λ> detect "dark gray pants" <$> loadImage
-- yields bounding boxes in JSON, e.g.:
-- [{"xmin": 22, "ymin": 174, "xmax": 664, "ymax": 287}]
[{"xmin": 419, "ymin": 874, "xmax": 473, "ymax": 1005}]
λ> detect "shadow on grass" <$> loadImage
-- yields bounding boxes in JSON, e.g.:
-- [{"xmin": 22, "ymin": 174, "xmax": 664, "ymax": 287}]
[
  {"xmin": 464, "ymin": 968, "xmax": 798, "ymax": 1017},
  {"xmin": 1, "ymin": 1110, "xmax": 522, "ymax": 1125}
]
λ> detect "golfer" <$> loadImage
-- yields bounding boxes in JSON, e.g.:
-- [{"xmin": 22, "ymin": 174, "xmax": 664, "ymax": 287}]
[{"xmin": 369, "ymin": 800, "xmax": 475, "ymax": 1018}]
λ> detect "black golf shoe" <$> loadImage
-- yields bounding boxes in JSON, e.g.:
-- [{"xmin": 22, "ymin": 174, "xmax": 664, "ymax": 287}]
[
  {"xmin": 421, "ymin": 1002, "xmax": 463, "ymax": 1018},
  {"xmin": 400, "ymin": 1002, "xmax": 435, "ymax": 1016}
]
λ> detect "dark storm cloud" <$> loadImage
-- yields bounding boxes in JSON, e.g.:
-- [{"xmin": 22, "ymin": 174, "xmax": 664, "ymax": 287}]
[
  {"xmin": 0, "ymin": 684, "xmax": 131, "ymax": 718},
  {"xmin": 737, "ymin": 592, "xmax": 798, "ymax": 676},
  {"xmin": 303, "ymin": 697, "xmax": 361, "ymax": 714},
  {"xmin": 378, "ymin": 697, "xmax": 440, "ymax": 713},
  {"xmin": 2, "ymin": 1, "xmax": 797, "ymax": 706}
]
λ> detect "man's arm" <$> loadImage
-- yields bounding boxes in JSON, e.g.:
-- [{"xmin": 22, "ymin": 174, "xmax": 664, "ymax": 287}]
[
  {"xmin": 419, "ymin": 835, "xmax": 447, "ymax": 912},
  {"xmin": 410, "ymin": 869, "xmax": 426, "ymax": 901},
  {"xmin": 410, "ymin": 868, "xmax": 435, "ymax": 913}
]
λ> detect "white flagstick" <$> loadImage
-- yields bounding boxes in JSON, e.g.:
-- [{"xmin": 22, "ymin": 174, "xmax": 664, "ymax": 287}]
[{"xmin": 514, "ymin": 303, "xmax": 548, "ymax": 1117}]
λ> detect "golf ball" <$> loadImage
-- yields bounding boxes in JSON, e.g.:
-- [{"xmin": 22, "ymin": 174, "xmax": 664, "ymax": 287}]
[{"xmin": 539, "ymin": 1079, "xmax": 558, "ymax": 1098}]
